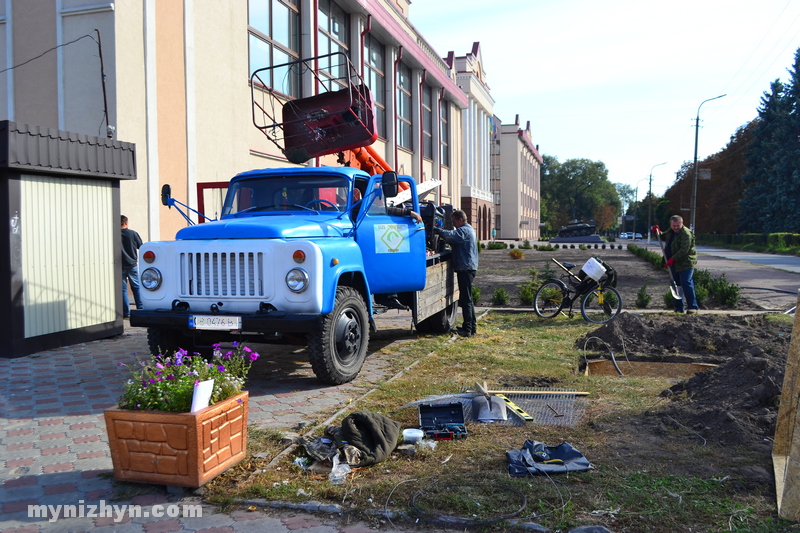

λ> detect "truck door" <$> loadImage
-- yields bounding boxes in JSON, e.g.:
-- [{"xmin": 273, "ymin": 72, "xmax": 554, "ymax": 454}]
[{"xmin": 355, "ymin": 180, "xmax": 426, "ymax": 294}]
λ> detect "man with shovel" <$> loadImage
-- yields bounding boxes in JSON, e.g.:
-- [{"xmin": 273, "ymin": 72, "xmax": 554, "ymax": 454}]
[{"xmin": 653, "ymin": 215, "xmax": 698, "ymax": 314}]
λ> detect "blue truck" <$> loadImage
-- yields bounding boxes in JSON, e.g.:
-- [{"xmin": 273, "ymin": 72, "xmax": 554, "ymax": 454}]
[{"xmin": 130, "ymin": 167, "xmax": 458, "ymax": 384}]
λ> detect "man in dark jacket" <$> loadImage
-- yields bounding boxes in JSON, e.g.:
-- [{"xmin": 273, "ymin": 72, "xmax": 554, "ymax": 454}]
[
  {"xmin": 435, "ymin": 210, "xmax": 479, "ymax": 336},
  {"xmin": 663, "ymin": 215, "xmax": 698, "ymax": 314},
  {"xmin": 121, "ymin": 215, "xmax": 144, "ymax": 318}
]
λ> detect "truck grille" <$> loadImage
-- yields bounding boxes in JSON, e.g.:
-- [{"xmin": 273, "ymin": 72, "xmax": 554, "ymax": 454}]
[{"xmin": 179, "ymin": 251, "xmax": 264, "ymax": 297}]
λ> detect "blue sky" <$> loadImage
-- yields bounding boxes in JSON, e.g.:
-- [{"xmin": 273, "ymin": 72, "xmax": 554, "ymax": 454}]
[{"xmin": 409, "ymin": 0, "xmax": 800, "ymax": 198}]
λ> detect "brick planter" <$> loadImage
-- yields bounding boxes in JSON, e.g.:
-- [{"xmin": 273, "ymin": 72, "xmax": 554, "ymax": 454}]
[{"xmin": 104, "ymin": 391, "xmax": 248, "ymax": 487}]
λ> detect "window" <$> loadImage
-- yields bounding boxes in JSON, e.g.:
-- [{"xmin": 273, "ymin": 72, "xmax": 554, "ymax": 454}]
[
  {"xmin": 422, "ymin": 85, "xmax": 433, "ymax": 159},
  {"xmin": 317, "ymin": 0, "xmax": 350, "ymax": 90},
  {"xmin": 248, "ymin": 0, "xmax": 300, "ymax": 97},
  {"xmin": 439, "ymin": 101, "xmax": 450, "ymax": 166},
  {"xmin": 397, "ymin": 63, "xmax": 412, "ymax": 150},
  {"xmin": 364, "ymin": 35, "xmax": 386, "ymax": 138}
]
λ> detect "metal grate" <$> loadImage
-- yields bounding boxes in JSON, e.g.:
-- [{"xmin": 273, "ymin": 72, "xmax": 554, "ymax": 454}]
[{"xmin": 180, "ymin": 251, "xmax": 264, "ymax": 297}]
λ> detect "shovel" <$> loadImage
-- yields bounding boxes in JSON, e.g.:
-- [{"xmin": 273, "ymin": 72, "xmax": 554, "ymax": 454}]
[{"xmin": 655, "ymin": 227, "xmax": 684, "ymax": 300}]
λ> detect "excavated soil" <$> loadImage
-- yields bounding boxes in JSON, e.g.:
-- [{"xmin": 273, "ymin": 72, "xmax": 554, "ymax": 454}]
[{"xmin": 475, "ymin": 246, "xmax": 797, "ymax": 487}]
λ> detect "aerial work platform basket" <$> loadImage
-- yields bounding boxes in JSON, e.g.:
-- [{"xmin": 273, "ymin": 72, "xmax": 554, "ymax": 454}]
[{"xmin": 251, "ymin": 52, "xmax": 377, "ymax": 164}]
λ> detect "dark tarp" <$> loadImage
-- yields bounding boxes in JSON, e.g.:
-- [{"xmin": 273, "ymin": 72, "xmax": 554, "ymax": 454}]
[{"xmin": 506, "ymin": 440, "xmax": 593, "ymax": 476}]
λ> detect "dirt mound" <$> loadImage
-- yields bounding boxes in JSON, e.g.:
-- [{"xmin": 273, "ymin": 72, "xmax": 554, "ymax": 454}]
[{"xmin": 579, "ymin": 312, "xmax": 792, "ymax": 447}]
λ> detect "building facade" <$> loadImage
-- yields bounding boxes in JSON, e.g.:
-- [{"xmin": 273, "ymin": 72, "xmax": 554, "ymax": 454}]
[
  {"xmin": 0, "ymin": 0, "xmax": 471, "ymax": 241},
  {"xmin": 449, "ymin": 42, "xmax": 494, "ymax": 241},
  {"xmin": 492, "ymin": 115, "xmax": 542, "ymax": 241}
]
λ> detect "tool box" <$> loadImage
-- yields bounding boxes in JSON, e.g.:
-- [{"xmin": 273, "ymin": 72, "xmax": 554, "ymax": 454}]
[{"xmin": 418, "ymin": 402, "xmax": 467, "ymax": 440}]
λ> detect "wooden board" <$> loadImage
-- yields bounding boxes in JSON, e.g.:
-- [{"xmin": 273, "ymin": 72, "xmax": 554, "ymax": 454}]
[{"xmin": 772, "ymin": 290, "xmax": 800, "ymax": 520}]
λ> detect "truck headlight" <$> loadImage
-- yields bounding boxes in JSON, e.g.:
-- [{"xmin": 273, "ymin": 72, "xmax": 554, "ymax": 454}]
[
  {"xmin": 141, "ymin": 268, "xmax": 163, "ymax": 290},
  {"xmin": 285, "ymin": 268, "xmax": 309, "ymax": 293}
]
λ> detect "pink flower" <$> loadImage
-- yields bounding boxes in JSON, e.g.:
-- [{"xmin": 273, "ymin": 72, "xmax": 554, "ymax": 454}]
[
  {"xmin": 195, "ymin": 380, "xmax": 199, "ymax": 387},
  {"xmin": 249, "ymin": 351, "xmax": 260, "ymax": 362}
]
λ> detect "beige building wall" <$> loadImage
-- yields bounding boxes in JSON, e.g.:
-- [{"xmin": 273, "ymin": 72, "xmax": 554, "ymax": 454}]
[
  {"xmin": 0, "ymin": 0, "xmax": 472, "ymax": 242},
  {"xmin": 497, "ymin": 117, "xmax": 542, "ymax": 241}
]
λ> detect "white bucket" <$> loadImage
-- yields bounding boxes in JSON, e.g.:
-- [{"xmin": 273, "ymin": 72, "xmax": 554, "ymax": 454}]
[{"xmin": 582, "ymin": 257, "xmax": 606, "ymax": 282}]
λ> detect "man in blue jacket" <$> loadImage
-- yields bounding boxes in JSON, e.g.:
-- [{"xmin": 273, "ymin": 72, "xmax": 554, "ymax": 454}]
[{"xmin": 435, "ymin": 210, "xmax": 479, "ymax": 337}]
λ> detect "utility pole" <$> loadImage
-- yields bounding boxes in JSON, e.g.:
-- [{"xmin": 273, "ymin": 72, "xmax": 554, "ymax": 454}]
[
  {"xmin": 690, "ymin": 94, "xmax": 726, "ymax": 233},
  {"xmin": 647, "ymin": 162, "xmax": 667, "ymax": 244}
]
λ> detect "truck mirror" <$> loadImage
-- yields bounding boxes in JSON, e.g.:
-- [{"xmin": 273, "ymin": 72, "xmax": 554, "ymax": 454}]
[
  {"xmin": 161, "ymin": 184, "xmax": 172, "ymax": 207},
  {"xmin": 381, "ymin": 171, "xmax": 398, "ymax": 198}
]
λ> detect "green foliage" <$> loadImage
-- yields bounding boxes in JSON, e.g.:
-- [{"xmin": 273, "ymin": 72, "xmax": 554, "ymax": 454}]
[
  {"xmin": 491, "ymin": 288, "xmax": 509, "ymax": 305},
  {"xmin": 695, "ymin": 284, "xmax": 709, "ymax": 307},
  {"xmin": 601, "ymin": 244, "xmax": 606, "ymax": 249},
  {"xmin": 118, "ymin": 344, "xmax": 259, "ymax": 412},
  {"xmin": 472, "ymin": 286, "xmax": 481, "ymax": 305},
  {"xmin": 635, "ymin": 285, "xmax": 652, "ymax": 309},
  {"xmin": 663, "ymin": 290, "xmax": 676, "ymax": 309},
  {"xmin": 520, "ymin": 240, "xmax": 532, "ymax": 249},
  {"xmin": 486, "ymin": 242, "xmax": 507, "ymax": 250},
  {"xmin": 509, "ymin": 249, "xmax": 524, "ymax": 260},
  {"xmin": 579, "ymin": 244, "xmax": 588, "ymax": 250},
  {"xmin": 528, "ymin": 268, "xmax": 539, "ymax": 282},
  {"xmin": 518, "ymin": 282, "xmax": 537, "ymax": 305},
  {"xmin": 537, "ymin": 244, "xmax": 555, "ymax": 252},
  {"xmin": 706, "ymin": 274, "xmax": 740, "ymax": 307},
  {"xmin": 510, "ymin": 243, "xmax": 515, "ymax": 249}
]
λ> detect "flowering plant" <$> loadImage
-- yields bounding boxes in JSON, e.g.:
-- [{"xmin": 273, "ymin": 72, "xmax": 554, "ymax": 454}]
[{"xmin": 118, "ymin": 343, "xmax": 260, "ymax": 412}]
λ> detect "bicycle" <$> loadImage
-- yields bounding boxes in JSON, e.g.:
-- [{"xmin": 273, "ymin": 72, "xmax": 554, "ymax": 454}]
[{"xmin": 534, "ymin": 257, "xmax": 622, "ymax": 323}]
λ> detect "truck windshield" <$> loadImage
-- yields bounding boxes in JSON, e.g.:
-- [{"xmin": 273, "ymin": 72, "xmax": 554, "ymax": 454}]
[{"xmin": 222, "ymin": 175, "xmax": 350, "ymax": 216}]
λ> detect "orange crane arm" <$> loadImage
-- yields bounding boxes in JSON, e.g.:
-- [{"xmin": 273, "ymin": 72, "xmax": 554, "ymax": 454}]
[{"xmin": 344, "ymin": 146, "xmax": 410, "ymax": 191}]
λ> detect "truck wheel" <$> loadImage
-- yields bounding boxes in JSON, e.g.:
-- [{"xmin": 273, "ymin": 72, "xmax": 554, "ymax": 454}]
[
  {"xmin": 308, "ymin": 286, "xmax": 370, "ymax": 385},
  {"xmin": 147, "ymin": 327, "xmax": 183, "ymax": 356},
  {"xmin": 416, "ymin": 301, "xmax": 458, "ymax": 334}
]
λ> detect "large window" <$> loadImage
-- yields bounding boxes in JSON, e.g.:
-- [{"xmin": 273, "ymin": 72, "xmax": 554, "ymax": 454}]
[
  {"xmin": 397, "ymin": 63, "xmax": 412, "ymax": 150},
  {"xmin": 422, "ymin": 85, "xmax": 433, "ymax": 159},
  {"xmin": 364, "ymin": 35, "xmax": 386, "ymax": 138},
  {"xmin": 248, "ymin": 0, "xmax": 300, "ymax": 97},
  {"xmin": 439, "ymin": 101, "xmax": 450, "ymax": 166},
  {"xmin": 317, "ymin": 0, "xmax": 350, "ymax": 90}
]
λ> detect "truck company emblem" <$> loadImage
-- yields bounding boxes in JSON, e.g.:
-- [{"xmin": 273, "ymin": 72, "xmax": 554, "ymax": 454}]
[{"xmin": 375, "ymin": 224, "xmax": 409, "ymax": 253}]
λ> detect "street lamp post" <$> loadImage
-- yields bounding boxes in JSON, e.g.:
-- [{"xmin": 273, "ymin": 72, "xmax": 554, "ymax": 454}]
[
  {"xmin": 690, "ymin": 94, "xmax": 726, "ymax": 233},
  {"xmin": 633, "ymin": 177, "xmax": 649, "ymax": 241},
  {"xmin": 647, "ymin": 162, "xmax": 667, "ymax": 244}
]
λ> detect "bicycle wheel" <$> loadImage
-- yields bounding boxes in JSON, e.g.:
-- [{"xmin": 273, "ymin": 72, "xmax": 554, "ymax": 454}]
[
  {"xmin": 581, "ymin": 286, "xmax": 622, "ymax": 324},
  {"xmin": 534, "ymin": 280, "xmax": 568, "ymax": 318}
]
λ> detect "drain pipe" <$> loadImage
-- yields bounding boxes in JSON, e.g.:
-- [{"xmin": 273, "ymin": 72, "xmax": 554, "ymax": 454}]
[
  {"xmin": 393, "ymin": 46, "xmax": 403, "ymax": 171},
  {"xmin": 438, "ymin": 87, "xmax": 445, "ymax": 202},
  {"xmin": 418, "ymin": 69, "xmax": 427, "ymax": 184},
  {"xmin": 359, "ymin": 15, "xmax": 371, "ymax": 82}
]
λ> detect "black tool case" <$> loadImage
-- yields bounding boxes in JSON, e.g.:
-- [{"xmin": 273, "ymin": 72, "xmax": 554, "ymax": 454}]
[{"xmin": 418, "ymin": 402, "xmax": 468, "ymax": 440}]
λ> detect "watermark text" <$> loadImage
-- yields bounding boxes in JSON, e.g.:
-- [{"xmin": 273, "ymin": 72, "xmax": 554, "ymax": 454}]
[{"xmin": 28, "ymin": 500, "xmax": 202, "ymax": 523}]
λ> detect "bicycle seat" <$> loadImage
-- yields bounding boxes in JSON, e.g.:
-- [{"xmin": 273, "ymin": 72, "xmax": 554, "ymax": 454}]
[{"xmin": 562, "ymin": 262, "xmax": 577, "ymax": 269}]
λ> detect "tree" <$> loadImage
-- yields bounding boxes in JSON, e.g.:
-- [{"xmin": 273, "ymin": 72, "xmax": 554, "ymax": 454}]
[{"xmin": 539, "ymin": 156, "xmax": 621, "ymax": 232}]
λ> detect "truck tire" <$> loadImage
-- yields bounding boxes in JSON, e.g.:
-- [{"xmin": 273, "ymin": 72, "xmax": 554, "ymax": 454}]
[
  {"xmin": 416, "ymin": 301, "xmax": 458, "ymax": 334},
  {"xmin": 308, "ymin": 286, "xmax": 370, "ymax": 385},
  {"xmin": 147, "ymin": 327, "xmax": 183, "ymax": 356}
]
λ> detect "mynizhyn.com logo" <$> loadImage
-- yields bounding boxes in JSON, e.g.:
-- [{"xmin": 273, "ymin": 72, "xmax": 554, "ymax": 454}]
[{"xmin": 28, "ymin": 500, "xmax": 203, "ymax": 522}]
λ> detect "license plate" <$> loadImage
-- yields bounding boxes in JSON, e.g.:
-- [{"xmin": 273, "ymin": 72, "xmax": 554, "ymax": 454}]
[{"xmin": 189, "ymin": 315, "xmax": 242, "ymax": 330}]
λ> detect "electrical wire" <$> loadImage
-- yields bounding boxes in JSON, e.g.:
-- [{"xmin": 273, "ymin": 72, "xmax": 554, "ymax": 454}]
[
  {"xmin": 0, "ymin": 34, "xmax": 96, "ymax": 75},
  {"xmin": 409, "ymin": 483, "xmax": 526, "ymax": 528}
]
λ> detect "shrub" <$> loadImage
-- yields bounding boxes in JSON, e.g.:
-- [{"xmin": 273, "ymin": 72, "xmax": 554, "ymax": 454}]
[
  {"xmin": 491, "ymin": 288, "xmax": 509, "ymax": 305},
  {"xmin": 579, "ymin": 244, "xmax": 588, "ymax": 250},
  {"xmin": 706, "ymin": 274, "xmax": 739, "ymax": 307},
  {"xmin": 509, "ymin": 249, "xmax": 524, "ymax": 260},
  {"xmin": 601, "ymin": 244, "xmax": 606, "ymax": 249},
  {"xmin": 480, "ymin": 242, "xmax": 486, "ymax": 249},
  {"xmin": 520, "ymin": 240, "xmax": 532, "ymax": 249},
  {"xmin": 554, "ymin": 244, "xmax": 560, "ymax": 249},
  {"xmin": 537, "ymin": 244, "xmax": 555, "ymax": 252},
  {"xmin": 472, "ymin": 286, "xmax": 481, "ymax": 305},
  {"xmin": 635, "ymin": 285, "xmax": 652, "ymax": 309},
  {"xmin": 518, "ymin": 282, "xmax": 537, "ymax": 305},
  {"xmin": 618, "ymin": 244, "xmax": 623, "ymax": 250},
  {"xmin": 695, "ymin": 285, "xmax": 709, "ymax": 307},
  {"xmin": 510, "ymin": 243, "xmax": 515, "ymax": 249},
  {"xmin": 663, "ymin": 290, "xmax": 676, "ymax": 309},
  {"xmin": 528, "ymin": 268, "xmax": 539, "ymax": 283},
  {"xmin": 487, "ymin": 242, "xmax": 507, "ymax": 250}
]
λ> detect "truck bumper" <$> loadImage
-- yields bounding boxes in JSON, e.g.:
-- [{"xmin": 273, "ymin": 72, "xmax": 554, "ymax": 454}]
[{"xmin": 129, "ymin": 309, "xmax": 323, "ymax": 333}]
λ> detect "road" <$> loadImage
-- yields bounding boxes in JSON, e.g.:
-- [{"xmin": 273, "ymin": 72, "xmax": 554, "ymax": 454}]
[{"xmin": 633, "ymin": 240, "xmax": 800, "ymax": 312}]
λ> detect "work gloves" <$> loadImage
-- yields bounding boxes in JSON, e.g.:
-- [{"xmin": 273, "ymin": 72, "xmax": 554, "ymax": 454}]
[
  {"xmin": 651, "ymin": 225, "xmax": 660, "ymax": 233},
  {"xmin": 665, "ymin": 258, "xmax": 675, "ymax": 268}
]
